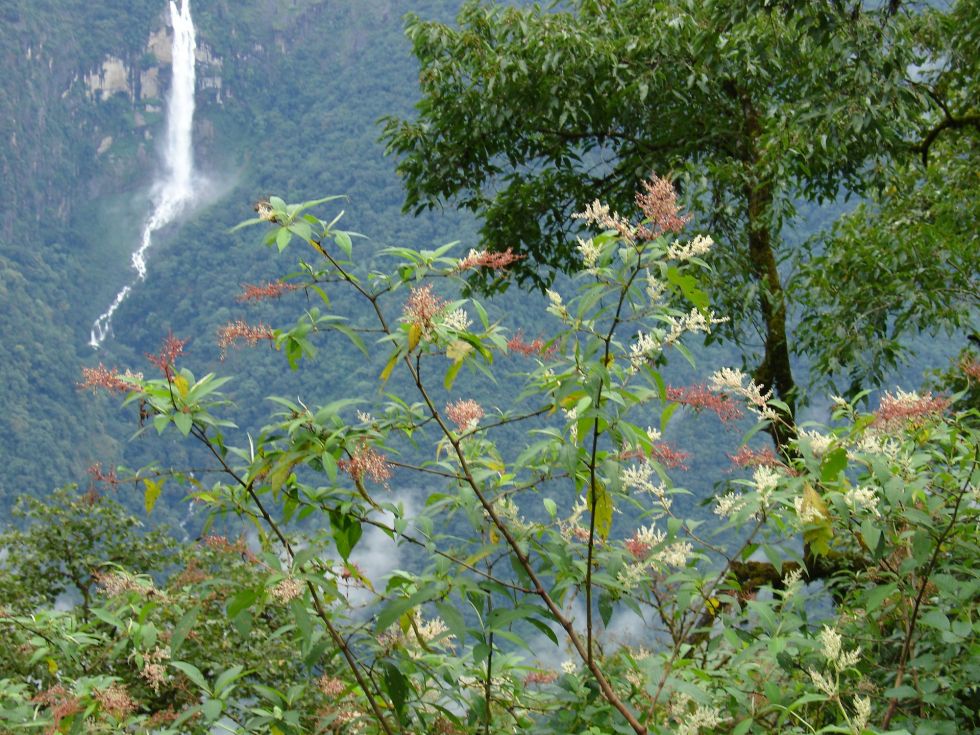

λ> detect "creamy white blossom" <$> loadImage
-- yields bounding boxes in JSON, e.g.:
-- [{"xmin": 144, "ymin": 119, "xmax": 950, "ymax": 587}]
[
  {"xmin": 798, "ymin": 429, "xmax": 833, "ymax": 458},
  {"xmin": 844, "ymin": 485, "xmax": 880, "ymax": 517},
  {"xmin": 852, "ymin": 695, "xmax": 872, "ymax": 733},
  {"xmin": 629, "ymin": 330, "xmax": 662, "ymax": 372},
  {"xmin": 667, "ymin": 233, "xmax": 714, "ymax": 261},
  {"xmin": 676, "ymin": 704, "xmax": 724, "ymax": 735},
  {"xmin": 621, "ymin": 462, "xmax": 671, "ymax": 510},
  {"xmin": 714, "ymin": 491, "xmax": 747, "ymax": 518},
  {"xmin": 752, "ymin": 465, "xmax": 780, "ymax": 506},
  {"xmin": 709, "ymin": 367, "xmax": 772, "ymax": 409},
  {"xmin": 560, "ymin": 660, "xmax": 577, "ymax": 675},
  {"xmin": 665, "ymin": 307, "xmax": 728, "ymax": 345},
  {"xmin": 782, "ymin": 567, "xmax": 805, "ymax": 599},
  {"xmin": 577, "ymin": 236, "xmax": 601, "ymax": 270},
  {"xmin": 645, "ymin": 270, "xmax": 666, "ymax": 303},
  {"xmin": 655, "ymin": 541, "xmax": 692, "ymax": 568},
  {"xmin": 440, "ymin": 308, "xmax": 472, "ymax": 332},
  {"xmin": 808, "ymin": 667, "xmax": 837, "ymax": 697}
]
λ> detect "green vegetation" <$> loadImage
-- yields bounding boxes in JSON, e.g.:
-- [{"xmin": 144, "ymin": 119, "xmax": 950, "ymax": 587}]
[
  {"xmin": 382, "ymin": 0, "xmax": 978, "ymax": 430},
  {"xmin": 2, "ymin": 191, "xmax": 977, "ymax": 733},
  {"xmin": 0, "ymin": 1, "xmax": 977, "ymax": 732}
]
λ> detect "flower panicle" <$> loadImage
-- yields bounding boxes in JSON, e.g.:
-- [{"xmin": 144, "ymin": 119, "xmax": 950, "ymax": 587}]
[
  {"xmin": 217, "ymin": 321, "xmax": 275, "ymax": 354},
  {"xmin": 666, "ymin": 383, "xmax": 743, "ymax": 422},
  {"xmin": 78, "ymin": 364, "xmax": 142, "ymax": 393},
  {"xmin": 237, "ymin": 280, "xmax": 301, "ymax": 302},
  {"xmin": 456, "ymin": 247, "xmax": 524, "ymax": 271},
  {"xmin": 634, "ymin": 175, "xmax": 690, "ymax": 240}
]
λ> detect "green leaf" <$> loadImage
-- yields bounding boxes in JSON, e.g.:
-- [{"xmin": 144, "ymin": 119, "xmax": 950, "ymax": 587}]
[
  {"xmin": 170, "ymin": 605, "xmax": 200, "ymax": 656},
  {"xmin": 201, "ymin": 698, "xmax": 222, "ymax": 721},
  {"xmin": 860, "ymin": 518, "xmax": 882, "ymax": 554},
  {"xmin": 227, "ymin": 588, "xmax": 258, "ymax": 619},
  {"xmin": 329, "ymin": 510, "xmax": 363, "ymax": 562},
  {"xmin": 598, "ymin": 592, "xmax": 614, "ymax": 627},
  {"xmin": 384, "ymin": 663, "xmax": 409, "ymax": 722},
  {"xmin": 335, "ymin": 230, "xmax": 353, "ymax": 258},
  {"xmin": 173, "ymin": 411, "xmax": 193, "ymax": 437},
  {"xmin": 820, "ymin": 447, "xmax": 848, "ymax": 482},
  {"xmin": 171, "ymin": 661, "xmax": 210, "ymax": 693},
  {"xmin": 213, "ymin": 665, "xmax": 246, "ymax": 698},
  {"xmin": 276, "ymin": 227, "xmax": 292, "ymax": 252},
  {"xmin": 444, "ymin": 359, "xmax": 463, "ymax": 391}
]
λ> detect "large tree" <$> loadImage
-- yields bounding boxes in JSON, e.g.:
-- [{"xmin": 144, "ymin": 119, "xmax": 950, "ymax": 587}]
[{"xmin": 382, "ymin": 0, "xmax": 969, "ymax": 441}]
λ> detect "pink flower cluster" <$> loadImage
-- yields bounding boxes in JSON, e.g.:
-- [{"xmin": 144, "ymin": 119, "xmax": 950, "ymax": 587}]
[
  {"xmin": 445, "ymin": 399, "xmax": 484, "ymax": 432},
  {"xmin": 666, "ymin": 384, "xmax": 743, "ymax": 423},
  {"xmin": 339, "ymin": 442, "xmax": 392, "ymax": 486},
  {"xmin": 456, "ymin": 247, "xmax": 524, "ymax": 271},
  {"xmin": 635, "ymin": 175, "xmax": 689, "ymax": 240},
  {"xmin": 78, "ymin": 364, "xmax": 131, "ymax": 393},
  {"xmin": 238, "ymin": 280, "xmax": 301, "ymax": 302},
  {"xmin": 872, "ymin": 390, "xmax": 950, "ymax": 429},
  {"xmin": 727, "ymin": 445, "xmax": 781, "ymax": 469},
  {"xmin": 217, "ymin": 321, "xmax": 275, "ymax": 353},
  {"xmin": 403, "ymin": 284, "xmax": 446, "ymax": 337},
  {"xmin": 507, "ymin": 330, "xmax": 556, "ymax": 357}
]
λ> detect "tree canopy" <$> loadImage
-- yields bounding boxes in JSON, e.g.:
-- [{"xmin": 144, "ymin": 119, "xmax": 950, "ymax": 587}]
[{"xmin": 383, "ymin": 0, "xmax": 976, "ymax": 427}]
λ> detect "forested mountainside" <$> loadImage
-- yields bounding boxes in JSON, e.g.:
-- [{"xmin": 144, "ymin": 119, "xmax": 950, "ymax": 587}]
[
  {"xmin": 0, "ymin": 0, "xmax": 476, "ymax": 514},
  {"xmin": 0, "ymin": 0, "xmax": 970, "ymax": 519}
]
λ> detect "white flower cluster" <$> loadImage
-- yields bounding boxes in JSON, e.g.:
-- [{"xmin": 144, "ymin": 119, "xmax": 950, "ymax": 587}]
[
  {"xmin": 852, "ymin": 695, "xmax": 872, "ymax": 732},
  {"xmin": 629, "ymin": 330, "xmax": 662, "ymax": 372},
  {"xmin": 440, "ymin": 308, "xmax": 472, "ymax": 332},
  {"xmin": 665, "ymin": 307, "xmax": 728, "ymax": 345},
  {"xmin": 853, "ymin": 431, "xmax": 902, "ymax": 461},
  {"xmin": 645, "ymin": 270, "xmax": 666, "ymax": 303},
  {"xmin": 621, "ymin": 462, "xmax": 671, "ymax": 510},
  {"xmin": 794, "ymin": 495, "xmax": 826, "ymax": 524},
  {"xmin": 709, "ymin": 367, "xmax": 774, "ymax": 419},
  {"xmin": 844, "ymin": 485, "xmax": 880, "ymax": 517},
  {"xmin": 545, "ymin": 288, "xmax": 569, "ymax": 320},
  {"xmin": 820, "ymin": 625, "xmax": 862, "ymax": 671},
  {"xmin": 576, "ymin": 236, "xmax": 601, "ymax": 271},
  {"xmin": 617, "ymin": 563, "xmax": 651, "ymax": 592},
  {"xmin": 713, "ymin": 491, "xmax": 747, "ymax": 519},
  {"xmin": 676, "ymin": 704, "xmax": 724, "ymax": 735},
  {"xmin": 657, "ymin": 541, "xmax": 693, "ymax": 568},
  {"xmin": 667, "ymin": 233, "xmax": 714, "ymax": 261},
  {"xmin": 798, "ymin": 428, "xmax": 834, "ymax": 458},
  {"xmin": 752, "ymin": 465, "xmax": 780, "ymax": 507},
  {"xmin": 782, "ymin": 567, "xmax": 805, "ymax": 599}
]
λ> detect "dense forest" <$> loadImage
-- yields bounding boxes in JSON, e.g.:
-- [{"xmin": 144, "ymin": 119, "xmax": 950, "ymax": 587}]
[{"xmin": 0, "ymin": 0, "xmax": 977, "ymax": 733}]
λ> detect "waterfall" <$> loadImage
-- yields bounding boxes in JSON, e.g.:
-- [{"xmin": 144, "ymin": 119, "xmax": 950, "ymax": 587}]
[{"xmin": 90, "ymin": 0, "xmax": 196, "ymax": 348}]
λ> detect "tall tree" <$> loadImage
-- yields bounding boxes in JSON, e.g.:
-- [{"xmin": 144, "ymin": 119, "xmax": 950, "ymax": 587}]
[{"xmin": 382, "ymin": 0, "xmax": 946, "ymax": 442}]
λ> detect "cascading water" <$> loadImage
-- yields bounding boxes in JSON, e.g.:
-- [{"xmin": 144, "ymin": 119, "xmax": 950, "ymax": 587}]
[{"xmin": 90, "ymin": 0, "xmax": 196, "ymax": 348}]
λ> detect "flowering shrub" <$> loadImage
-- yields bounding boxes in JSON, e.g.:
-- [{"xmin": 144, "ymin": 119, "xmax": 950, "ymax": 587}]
[{"xmin": 3, "ymin": 185, "xmax": 978, "ymax": 734}]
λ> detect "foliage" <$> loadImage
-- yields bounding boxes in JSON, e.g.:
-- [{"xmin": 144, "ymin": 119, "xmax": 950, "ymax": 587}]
[
  {"xmin": 381, "ymin": 0, "xmax": 973, "ymax": 419},
  {"xmin": 2, "ymin": 190, "xmax": 977, "ymax": 733},
  {"xmin": 794, "ymin": 0, "xmax": 979, "ymax": 392}
]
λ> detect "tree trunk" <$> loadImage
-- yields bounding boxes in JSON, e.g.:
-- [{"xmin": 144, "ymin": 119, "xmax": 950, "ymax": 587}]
[{"xmin": 742, "ymin": 100, "xmax": 797, "ymax": 450}]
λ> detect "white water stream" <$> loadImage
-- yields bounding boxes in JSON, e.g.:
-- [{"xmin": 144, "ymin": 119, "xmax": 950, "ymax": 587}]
[{"xmin": 90, "ymin": 0, "xmax": 197, "ymax": 348}]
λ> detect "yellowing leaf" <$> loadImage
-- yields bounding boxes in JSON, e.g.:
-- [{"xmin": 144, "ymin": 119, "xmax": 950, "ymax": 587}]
[
  {"xmin": 588, "ymin": 479, "xmax": 613, "ymax": 540},
  {"xmin": 800, "ymin": 483, "xmax": 834, "ymax": 556},
  {"xmin": 173, "ymin": 374, "xmax": 190, "ymax": 398},
  {"xmin": 46, "ymin": 658, "xmax": 58, "ymax": 674},
  {"xmin": 379, "ymin": 352, "xmax": 399, "ymax": 384},
  {"xmin": 143, "ymin": 478, "xmax": 164, "ymax": 514},
  {"xmin": 408, "ymin": 323, "xmax": 422, "ymax": 352}
]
